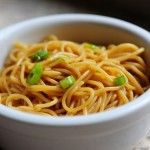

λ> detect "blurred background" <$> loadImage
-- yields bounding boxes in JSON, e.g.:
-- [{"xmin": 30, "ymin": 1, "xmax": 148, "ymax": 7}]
[
  {"xmin": 0, "ymin": 0, "xmax": 150, "ymax": 149},
  {"xmin": 0, "ymin": 0, "xmax": 149, "ymax": 30}
]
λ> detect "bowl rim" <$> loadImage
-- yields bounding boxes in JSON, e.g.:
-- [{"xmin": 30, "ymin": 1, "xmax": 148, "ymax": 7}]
[{"xmin": 0, "ymin": 13, "xmax": 150, "ymax": 126}]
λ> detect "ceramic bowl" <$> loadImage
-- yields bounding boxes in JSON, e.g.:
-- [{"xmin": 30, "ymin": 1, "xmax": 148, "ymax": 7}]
[{"xmin": 0, "ymin": 14, "xmax": 150, "ymax": 150}]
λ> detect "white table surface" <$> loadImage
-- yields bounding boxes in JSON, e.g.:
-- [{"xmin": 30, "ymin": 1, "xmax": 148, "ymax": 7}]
[{"xmin": 0, "ymin": 0, "xmax": 149, "ymax": 149}]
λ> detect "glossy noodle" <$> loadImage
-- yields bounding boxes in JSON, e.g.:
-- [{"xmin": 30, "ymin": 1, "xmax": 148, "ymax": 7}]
[{"xmin": 0, "ymin": 35, "xmax": 149, "ymax": 116}]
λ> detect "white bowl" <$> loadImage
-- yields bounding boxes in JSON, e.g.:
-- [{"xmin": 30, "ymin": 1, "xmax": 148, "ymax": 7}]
[{"xmin": 0, "ymin": 14, "xmax": 150, "ymax": 150}]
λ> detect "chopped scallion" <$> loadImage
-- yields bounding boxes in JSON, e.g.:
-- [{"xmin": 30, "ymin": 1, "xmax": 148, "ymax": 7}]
[
  {"xmin": 114, "ymin": 75, "xmax": 126, "ymax": 86},
  {"xmin": 84, "ymin": 43, "xmax": 99, "ymax": 53},
  {"xmin": 27, "ymin": 63, "xmax": 43, "ymax": 85},
  {"xmin": 59, "ymin": 75, "xmax": 76, "ymax": 89},
  {"xmin": 84, "ymin": 43, "xmax": 97, "ymax": 49},
  {"xmin": 32, "ymin": 50, "xmax": 50, "ymax": 62}
]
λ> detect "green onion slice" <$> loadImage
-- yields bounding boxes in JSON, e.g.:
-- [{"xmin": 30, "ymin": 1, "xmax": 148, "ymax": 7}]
[
  {"xmin": 84, "ymin": 43, "xmax": 99, "ymax": 53},
  {"xmin": 84, "ymin": 43, "xmax": 97, "ymax": 49},
  {"xmin": 27, "ymin": 63, "xmax": 43, "ymax": 85},
  {"xmin": 114, "ymin": 75, "xmax": 126, "ymax": 86},
  {"xmin": 32, "ymin": 50, "xmax": 50, "ymax": 62},
  {"xmin": 59, "ymin": 75, "xmax": 76, "ymax": 89}
]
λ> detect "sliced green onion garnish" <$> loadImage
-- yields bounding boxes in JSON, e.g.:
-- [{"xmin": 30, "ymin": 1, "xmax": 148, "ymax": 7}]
[
  {"xmin": 84, "ymin": 43, "xmax": 97, "ymax": 49},
  {"xmin": 32, "ymin": 50, "xmax": 50, "ymax": 62},
  {"xmin": 84, "ymin": 43, "xmax": 99, "ymax": 53},
  {"xmin": 59, "ymin": 75, "xmax": 76, "ymax": 89},
  {"xmin": 27, "ymin": 63, "xmax": 43, "ymax": 85},
  {"xmin": 114, "ymin": 75, "xmax": 126, "ymax": 86}
]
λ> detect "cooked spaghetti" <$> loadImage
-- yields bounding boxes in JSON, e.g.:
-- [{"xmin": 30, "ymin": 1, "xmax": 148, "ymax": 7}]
[{"xmin": 0, "ymin": 35, "xmax": 149, "ymax": 116}]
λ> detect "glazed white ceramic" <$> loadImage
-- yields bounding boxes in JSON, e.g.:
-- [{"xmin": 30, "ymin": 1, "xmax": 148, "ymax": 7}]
[{"xmin": 0, "ymin": 14, "xmax": 150, "ymax": 150}]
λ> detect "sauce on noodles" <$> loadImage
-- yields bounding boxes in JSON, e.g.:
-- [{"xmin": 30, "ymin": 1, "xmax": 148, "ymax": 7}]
[{"xmin": 0, "ymin": 35, "xmax": 149, "ymax": 116}]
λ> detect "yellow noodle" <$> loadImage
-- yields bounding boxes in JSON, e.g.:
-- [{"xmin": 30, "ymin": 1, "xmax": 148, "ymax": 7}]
[
  {"xmin": 6, "ymin": 94, "xmax": 33, "ymax": 107},
  {"xmin": 34, "ymin": 97, "xmax": 58, "ymax": 110},
  {"xmin": 123, "ymin": 64, "xmax": 149, "ymax": 84},
  {"xmin": 43, "ymin": 77, "xmax": 58, "ymax": 85},
  {"xmin": 106, "ymin": 100, "xmax": 118, "ymax": 109},
  {"xmin": 88, "ymin": 96, "xmax": 100, "ymax": 113},
  {"xmin": 81, "ymin": 98, "xmax": 88, "ymax": 115},
  {"xmin": 0, "ymin": 36, "xmax": 149, "ymax": 116},
  {"xmin": 99, "ymin": 93, "xmax": 107, "ymax": 112},
  {"xmin": 41, "ymin": 108, "xmax": 57, "ymax": 116}
]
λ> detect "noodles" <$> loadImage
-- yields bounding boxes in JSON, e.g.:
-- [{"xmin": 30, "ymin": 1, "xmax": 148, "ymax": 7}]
[{"xmin": 0, "ymin": 35, "xmax": 149, "ymax": 116}]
